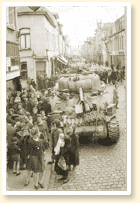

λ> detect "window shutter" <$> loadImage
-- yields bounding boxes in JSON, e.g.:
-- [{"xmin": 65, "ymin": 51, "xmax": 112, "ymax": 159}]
[
  {"xmin": 21, "ymin": 35, "xmax": 25, "ymax": 49},
  {"xmin": 26, "ymin": 35, "xmax": 30, "ymax": 48}
]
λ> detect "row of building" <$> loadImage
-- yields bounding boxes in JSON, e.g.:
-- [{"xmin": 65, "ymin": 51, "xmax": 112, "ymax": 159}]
[
  {"xmin": 80, "ymin": 7, "xmax": 126, "ymax": 69},
  {"xmin": 6, "ymin": 6, "xmax": 71, "ymax": 96}
]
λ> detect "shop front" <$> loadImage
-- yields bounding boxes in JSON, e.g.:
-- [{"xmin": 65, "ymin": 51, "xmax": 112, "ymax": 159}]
[
  {"xmin": 6, "ymin": 56, "xmax": 21, "ymax": 98},
  {"xmin": 55, "ymin": 55, "xmax": 68, "ymax": 73}
]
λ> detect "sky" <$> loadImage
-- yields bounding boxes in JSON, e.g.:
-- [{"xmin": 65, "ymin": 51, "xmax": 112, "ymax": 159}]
[{"xmin": 46, "ymin": 6, "xmax": 125, "ymax": 48}]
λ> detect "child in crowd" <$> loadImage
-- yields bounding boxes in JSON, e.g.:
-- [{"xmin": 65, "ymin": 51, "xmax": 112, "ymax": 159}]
[{"xmin": 8, "ymin": 137, "xmax": 21, "ymax": 175}]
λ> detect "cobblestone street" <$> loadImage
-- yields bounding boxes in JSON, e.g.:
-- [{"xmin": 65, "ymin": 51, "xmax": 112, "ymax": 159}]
[{"xmin": 48, "ymin": 83, "xmax": 127, "ymax": 191}]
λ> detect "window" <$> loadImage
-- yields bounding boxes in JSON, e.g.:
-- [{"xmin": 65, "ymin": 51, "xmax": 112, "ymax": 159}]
[
  {"xmin": 20, "ymin": 28, "xmax": 31, "ymax": 49},
  {"xmin": 6, "ymin": 42, "xmax": 19, "ymax": 57},
  {"xmin": 20, "ymin": 62, "xmax": 28, "ymax": 80}
]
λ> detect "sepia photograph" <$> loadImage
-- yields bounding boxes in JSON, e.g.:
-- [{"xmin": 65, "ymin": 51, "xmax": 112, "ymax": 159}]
[{"xmin": 2, "ymin": 2, "xmax": 131, "ymax": 195}]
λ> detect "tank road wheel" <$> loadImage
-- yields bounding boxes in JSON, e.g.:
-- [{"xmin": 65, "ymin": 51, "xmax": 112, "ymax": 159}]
[{"xmin": 108, "ymin": 117, "xmax": 120, "ymax": 144}]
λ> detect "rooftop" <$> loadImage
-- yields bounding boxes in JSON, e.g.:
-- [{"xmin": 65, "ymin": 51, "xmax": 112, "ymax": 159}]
[{"xmin": 17, "ymin": 6, "xmax": 58, "ymax": 28}]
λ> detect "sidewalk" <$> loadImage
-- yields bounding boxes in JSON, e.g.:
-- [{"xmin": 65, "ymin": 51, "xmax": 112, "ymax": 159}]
[{"xmin": 6, "ymin": 148, "xmax": 52, "ymax": 191}]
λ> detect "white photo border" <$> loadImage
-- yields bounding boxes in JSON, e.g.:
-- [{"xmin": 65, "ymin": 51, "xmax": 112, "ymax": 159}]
[{"xmin": 2, "ymin": 1, "xmax": 131, "ymax": 195}]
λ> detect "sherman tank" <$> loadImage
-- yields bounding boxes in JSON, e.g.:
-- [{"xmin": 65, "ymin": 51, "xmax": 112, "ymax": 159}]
[{"xmin": 48, "ymin": 72, "xmax": 120, "ymax": 144}]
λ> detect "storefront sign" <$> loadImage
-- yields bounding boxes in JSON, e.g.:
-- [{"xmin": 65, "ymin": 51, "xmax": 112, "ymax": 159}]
[
  {"xmin": 6, "ymin": 57, "xmax": 11, "ymax": 67},
  {"xmin": 11, "ymin": 66, "xmax": 19, "ymax": 71}
]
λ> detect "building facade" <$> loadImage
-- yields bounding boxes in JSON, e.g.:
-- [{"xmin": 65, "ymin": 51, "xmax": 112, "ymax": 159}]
[
  {"xmin": 6, "ymin": 6, "xmax": 21, "ymax": 98},
  {"xmin": 17, "ymin": 6, "xmax": 68, "ymax": 88},
  {"xmin": 104, "ymin": 15, "xmax": 125, "ymax": 68}
]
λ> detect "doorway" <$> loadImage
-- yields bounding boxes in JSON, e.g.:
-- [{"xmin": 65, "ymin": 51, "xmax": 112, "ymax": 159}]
[{"xmin": 36, "ymin": 61, "xmax": 46, "ymax": 90}]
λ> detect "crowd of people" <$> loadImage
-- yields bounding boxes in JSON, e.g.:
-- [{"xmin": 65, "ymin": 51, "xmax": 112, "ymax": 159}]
[
  {"xmin": 6, "ymin": 63, "xmax": 124, "ymax": 190},
  {"xmin": 94, "ymin": 65, "xmax": 125, "ymax": 85},
  {"xmin": 6, "ymin": 85, "xmax": 80, "ymax": 190}
]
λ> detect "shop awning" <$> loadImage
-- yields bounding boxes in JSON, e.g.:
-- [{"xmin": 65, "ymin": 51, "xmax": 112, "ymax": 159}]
[{"xmin": 57, "ymin": 55, "xmax": 68, "ymax": 65}]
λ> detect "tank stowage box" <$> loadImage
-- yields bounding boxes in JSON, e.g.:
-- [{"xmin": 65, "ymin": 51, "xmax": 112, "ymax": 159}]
[{"xmin": 107, "ymin": 104, "xmax": 116, "ymax": 116}]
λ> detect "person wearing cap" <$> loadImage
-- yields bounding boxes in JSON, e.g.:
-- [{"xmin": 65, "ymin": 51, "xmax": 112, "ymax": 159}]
[
  {"xmin": 25, "ymin": 125, "xmax": 49, "ymax": 190},
  {"xmin": 8, "ymin": 136, "xmax": 21, "ymax": 175},
  {"xmin": 69, "ymin": 126, "xmax": 79, "ymax": 171}
]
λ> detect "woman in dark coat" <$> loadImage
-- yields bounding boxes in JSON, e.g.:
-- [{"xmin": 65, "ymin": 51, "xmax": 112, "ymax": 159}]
[
  {"xmin": 69, "ymin": 126, "xmax": 79, "ymax": 170},
  {"xmin": 54, "ymin": 133, "xmax": 71, "ymax": 184},
  {"xmin": 25, "ymin": 125, "xmax": 49, "ymax": 190}
]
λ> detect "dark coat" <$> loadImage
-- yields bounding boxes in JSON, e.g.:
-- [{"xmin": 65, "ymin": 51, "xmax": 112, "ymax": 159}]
[
  {"xmin": 69, "ymin": 133, "xmax": 79, "ymax": 166},
  {"xmin": 42, "ymin": 99, "xmax": 51, "ymax": 116},
  {"xmin": 6, "ymin": 123, "xmax": 16, "ymax": 146},
  {"xmin": 26, "ymin": 137, "xmax": 47, "ymax": 173},
  {"xmin": 54, "ymin": 135, "xmax": 71, "ymax": 177}
]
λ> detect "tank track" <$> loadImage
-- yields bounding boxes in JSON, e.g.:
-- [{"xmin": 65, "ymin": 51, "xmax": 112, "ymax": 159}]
[{"xmin": 108, "ymin": 117, "xmax": 120, "ymax": 143}]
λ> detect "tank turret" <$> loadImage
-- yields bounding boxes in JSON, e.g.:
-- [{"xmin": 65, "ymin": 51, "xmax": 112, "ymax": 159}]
[{"xmin": 49, "ymin": 72, "xmax": 120, "ymax": 145}]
